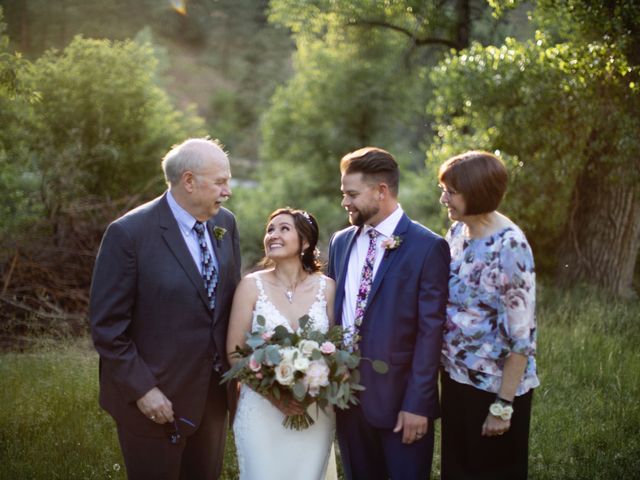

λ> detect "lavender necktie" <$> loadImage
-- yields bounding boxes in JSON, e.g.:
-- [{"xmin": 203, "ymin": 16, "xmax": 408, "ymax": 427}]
[
  {"xmin": 354, "ymin": 228, "xmax": 379, "ymax": 328},
  {"xmin": 194, "ymin": 221, "xmax": 218, "ymax": 310}
]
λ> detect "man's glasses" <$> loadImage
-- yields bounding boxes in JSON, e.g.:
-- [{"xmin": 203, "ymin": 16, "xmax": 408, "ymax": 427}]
[{"xmin": 167, "ymin": 417, "xmax": 196, "ymax": 445}]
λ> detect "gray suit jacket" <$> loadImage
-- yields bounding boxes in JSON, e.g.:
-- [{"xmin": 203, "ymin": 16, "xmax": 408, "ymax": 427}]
[{"xmin": 90, "ymin": 193, "xmax": 241, "ymax": 435}]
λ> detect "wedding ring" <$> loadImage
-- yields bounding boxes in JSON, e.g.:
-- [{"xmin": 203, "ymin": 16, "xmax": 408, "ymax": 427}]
[{"xmin": 150, "ymin": 415, "xmax": 156, "ymax": 421}]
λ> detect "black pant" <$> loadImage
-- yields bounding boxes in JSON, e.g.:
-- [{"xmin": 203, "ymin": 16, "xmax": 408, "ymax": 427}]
[
  {"xmin": 117, "ymin": 373, "xmax": 228, "ymax": 480},
  {"xmin": 440, "ymin": 372, "xmax": 533, "ymax": 480}
]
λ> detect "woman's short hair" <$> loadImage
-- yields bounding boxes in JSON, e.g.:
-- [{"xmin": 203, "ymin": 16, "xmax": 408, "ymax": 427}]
[
  {"xmin": 261, "ymin": 207, "xmax": 322, "ymax": 273},
  {"xmin": 340, "ymin": 147, "xmax": 399, "ymax": 196},
  {"xmin": 438, "ymin": 151, "xmax": 508, "ymax": 215}
]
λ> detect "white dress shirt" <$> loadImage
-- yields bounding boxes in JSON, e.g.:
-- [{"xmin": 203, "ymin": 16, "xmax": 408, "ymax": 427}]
[{"xmin": 341, "ymin": 205, "xmax": 404, "ymax": 332}]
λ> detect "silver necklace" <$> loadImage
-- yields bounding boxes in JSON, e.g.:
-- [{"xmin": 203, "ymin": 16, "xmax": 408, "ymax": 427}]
[
  {"xmin": 285, "ymin": 289, "xmax": 295, "ymax": 304},
  {"xmin": 276, "ymin": 273, "xmax": 305, "ymax": 304}
]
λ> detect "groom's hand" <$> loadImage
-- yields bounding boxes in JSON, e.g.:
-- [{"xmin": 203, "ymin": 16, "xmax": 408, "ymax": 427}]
[
  {"xmin": 393, "ymin": 411, "xmax": 429, "ymax": 444},
  {"xmin": 136, "ymin": 387, "xmax": 175, "ymax": 424}
]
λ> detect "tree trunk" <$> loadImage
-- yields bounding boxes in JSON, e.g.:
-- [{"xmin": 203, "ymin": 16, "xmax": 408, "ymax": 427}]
[
  {"xmin": 455, "ymin": 0, "xmax": 471, "ymax": 50},
  {"xmin": 19, "ymin": 0, "xmax": 31, "ymax": 53},
  {"xmin": 557, "ymin": 161, "xmax": 640, "ymax": 298}
]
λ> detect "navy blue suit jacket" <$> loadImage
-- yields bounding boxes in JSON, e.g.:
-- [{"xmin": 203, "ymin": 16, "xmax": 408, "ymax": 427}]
[
  {"xmin": 89, "ymin": 193, "xmax": 241, "ymax": 436},
  {"xmin": 328, "ymin": 213, "xmax": 449, "ymax": 428}
]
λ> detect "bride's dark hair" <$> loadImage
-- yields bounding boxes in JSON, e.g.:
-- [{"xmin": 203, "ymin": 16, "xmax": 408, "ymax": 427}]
[{"xmin": 260, "ymin": 207, "xmax": 322, "ymax": 273}]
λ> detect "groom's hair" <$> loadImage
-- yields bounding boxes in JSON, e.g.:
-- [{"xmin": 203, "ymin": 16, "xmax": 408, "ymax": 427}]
[{"xmin": 340, "ymin": 147, "xmax": 399, "ymax": 197}]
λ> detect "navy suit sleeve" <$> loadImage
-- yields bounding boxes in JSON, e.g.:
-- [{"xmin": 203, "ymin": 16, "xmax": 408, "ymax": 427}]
[
  {"xmin": 327, "ymin": 232, "xmax": 338, "ymax": 280},
  {"xmin": 401, "ymin": 237, "xmax": 450, "ymax": 417},
  {"xmin": 89, "ymin": 222, "xmax": 157, "ymax": 402},
  {"xmin": 230, "ymin": 214, "xmax": 241, "ymax": 281}
]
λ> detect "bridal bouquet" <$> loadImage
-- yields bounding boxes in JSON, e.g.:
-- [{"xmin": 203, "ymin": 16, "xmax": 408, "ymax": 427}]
[{"xmin": 222, "ymin": 315, "xmax": 387, "ymax": 430}]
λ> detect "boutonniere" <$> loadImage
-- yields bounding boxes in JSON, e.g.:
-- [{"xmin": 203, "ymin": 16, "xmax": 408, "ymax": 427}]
[
  {"xmin": 381, "ymin": 235, "xmax": 402, "ymax": 251},
  {"xmin": 213, "ymin": 226, "xmax": 227, "ymax": 241}
]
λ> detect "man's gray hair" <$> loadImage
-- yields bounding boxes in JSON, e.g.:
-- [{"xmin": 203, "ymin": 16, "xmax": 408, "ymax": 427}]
[{"xmin": 161, "ymin": 137, "xmax": 226, "ymax": 186}]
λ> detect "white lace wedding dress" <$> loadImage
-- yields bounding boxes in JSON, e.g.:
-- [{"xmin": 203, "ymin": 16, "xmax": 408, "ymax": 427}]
[{"xmin": 233, "ymin": 274, "xmax": 337, "ymax": 480}]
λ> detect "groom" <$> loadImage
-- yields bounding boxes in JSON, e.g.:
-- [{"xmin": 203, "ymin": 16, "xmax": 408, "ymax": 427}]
[
  {"xmin": 90, "ymin": 138, "xmax": 241, "ymax": 479},
  {"xmin": 328, "ymin": 147, "xmax": 450, "ymax": 479}
]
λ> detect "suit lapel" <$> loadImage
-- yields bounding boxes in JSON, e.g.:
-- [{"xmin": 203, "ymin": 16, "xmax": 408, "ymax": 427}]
[
  {"xmin": 158, "ymin": 195, "xmax": 211, "ymax": 310},
  {"xmin": 365, "ymin": 214, "xmax": 411, "ymax": 309},
  {"xmin": 207, "ymin": 220, "xmax": 226, "ymax": 325},
  {"xmin": 334, "ymin": 227, "xmax": 359, "ymax": 325}
]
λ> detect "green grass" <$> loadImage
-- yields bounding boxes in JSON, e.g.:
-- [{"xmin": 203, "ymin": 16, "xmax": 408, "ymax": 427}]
[{"xmin": 1, "ymin": 286, "xmax": 639, "ymax": 479}]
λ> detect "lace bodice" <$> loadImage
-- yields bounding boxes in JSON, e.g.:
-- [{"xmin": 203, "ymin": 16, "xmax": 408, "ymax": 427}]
[{"xmin": 252, "ymin": 274, "xmax": 329, "ymax": 334}]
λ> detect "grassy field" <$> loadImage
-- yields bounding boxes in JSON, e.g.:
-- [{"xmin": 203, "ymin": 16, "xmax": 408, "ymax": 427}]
[{"xmin": 1, "ymin": 286, "xmax": 639, "ymax": 479}]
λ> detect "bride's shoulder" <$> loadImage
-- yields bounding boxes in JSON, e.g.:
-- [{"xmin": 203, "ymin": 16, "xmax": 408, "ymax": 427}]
[
  {"xmin": 236, "ymin": 270, "xmax": 270, "ymax": 296},
  {"xmin": 313, "ymin": 273, "xmax": 336, "ymax": 292},
  {"xmin": 244, "ymin": 269, "xmax": 274, "ymax": 281}
]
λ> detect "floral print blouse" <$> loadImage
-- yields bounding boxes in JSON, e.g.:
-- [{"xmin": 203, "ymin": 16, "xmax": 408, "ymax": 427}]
[{"xmin": 441, "ymin": 221, "xmax": 539, "ymax": 396}]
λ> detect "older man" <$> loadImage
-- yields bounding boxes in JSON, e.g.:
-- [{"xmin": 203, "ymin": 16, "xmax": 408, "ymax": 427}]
[{"xmin": 90, "ymin": 138, "xmax": 241, "ymax": 479}]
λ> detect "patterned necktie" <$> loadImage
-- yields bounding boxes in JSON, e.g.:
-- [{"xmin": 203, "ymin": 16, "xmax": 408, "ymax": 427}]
[
  {"xmin": 193, "ymin": 221, "xmax": 218, "ymax": 310},
  {"xmin": 354, "ymin": 228, "xmax": 379, "ymax": 327}
]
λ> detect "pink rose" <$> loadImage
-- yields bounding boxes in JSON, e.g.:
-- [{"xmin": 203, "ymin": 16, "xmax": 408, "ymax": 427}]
[
  {"xmin": 303, "ymin": 360, "xmax": 330, "ymax": 395},
  {"xmin": 319, "ymin": 341, "xmax": 336, "ymax": 355},
  {"xmin": 255, "ymin": 372, "xmax": 263, "ymax": 379},
  {"xmin": 249, "ymin": 356, "xmax": 261, "ymax": 372},
  {"xmin": 261, "ymin": 330, "xmax": 274, "ymax": 341}
]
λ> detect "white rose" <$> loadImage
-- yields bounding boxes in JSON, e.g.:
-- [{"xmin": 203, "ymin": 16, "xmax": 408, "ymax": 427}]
[
  {"xmin": 293, "ymin": 356, "xmax": 310, "ymax": 372},
  {"xmin": 275, "ymin": 360, "xmax": 295, "ymax": 386},
  {"xmin": 280, "ymin": 347, "xmax": 298, "ymax": 363},
  {"xmin": 298, "ymin": 340, "xmax": 320, "ymax": 358}
]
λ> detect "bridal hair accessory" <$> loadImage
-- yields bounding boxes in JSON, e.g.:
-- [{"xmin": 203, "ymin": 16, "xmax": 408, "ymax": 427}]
[{"xmin": 300, "ymin": 211, "xmax": 314, "ymax": 226}]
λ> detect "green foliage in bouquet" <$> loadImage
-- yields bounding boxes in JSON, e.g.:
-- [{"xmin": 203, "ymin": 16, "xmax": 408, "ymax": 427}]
[{"xmin": 222, "ymin": 315, "xmax": 387, "ymax": 430}]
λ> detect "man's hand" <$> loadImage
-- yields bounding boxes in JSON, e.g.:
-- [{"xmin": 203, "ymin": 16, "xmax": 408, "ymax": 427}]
[
  {"xmin": 136, "ymin": 387, "xmax": 174, "ymax": 424},
  {"xmin": 393, "ymin": 411, "xmax": 429, "ymax": 444}
]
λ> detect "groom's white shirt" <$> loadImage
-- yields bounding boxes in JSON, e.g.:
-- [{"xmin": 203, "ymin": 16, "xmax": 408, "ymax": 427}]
[{"xmin": 341, "ymin": 205, "xmax": 403, "ymax": 332}]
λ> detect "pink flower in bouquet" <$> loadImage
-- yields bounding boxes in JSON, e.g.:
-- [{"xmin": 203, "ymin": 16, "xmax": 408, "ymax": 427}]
[
  {"xmin": 303, "ymin": 360, "xmax": 330, "ymax": 397},
  {"xmin": 261, "ymin": 330, "xmax": 274, "ymax": 341},
  {"xmin": 255, "ymin": 372, "xmax": 263, "ymax": 379},
  {"xmin": 249, "ymin": 355, "xmax": 261, "ymax": 372},
  {"xmin": 319, "ymin": 341, "xmax": 336, "ymax": 355}
]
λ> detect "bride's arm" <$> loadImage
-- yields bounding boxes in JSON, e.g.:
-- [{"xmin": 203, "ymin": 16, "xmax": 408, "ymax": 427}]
[
  {"xmin": 325, "ymin": 276, "xmax": 337, "ymax": 328},
  {"xmin": 226, "ymin": 276, "xmax": 258, "ymax": 366}
]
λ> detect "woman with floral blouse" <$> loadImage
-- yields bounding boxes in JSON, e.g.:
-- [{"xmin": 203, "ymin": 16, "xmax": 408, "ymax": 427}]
[{"xmin": 438, "ymin": 151, "xmax": 538, "ymax": 480}]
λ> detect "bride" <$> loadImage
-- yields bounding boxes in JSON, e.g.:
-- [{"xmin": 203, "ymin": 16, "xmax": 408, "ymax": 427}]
[{"xmin": 226, "ymin": 207, "xmax": 338, "ymax": 480}]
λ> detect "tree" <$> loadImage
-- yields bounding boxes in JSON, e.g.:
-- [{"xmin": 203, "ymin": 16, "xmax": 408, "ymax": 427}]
[
  {"xmin": 0, "ymin": 32, "xmax": 206, "ymax": 329},
  {"xmin": 237, "ymin": 0, "xmax": 505, "ymax": 264},
  {"xmin": 27, "ymin": 36, "xmax": 205, "ymax": 235},
  {"xmin": 427, "ymin": 1, "xmax": 640, "ymax": 297}
]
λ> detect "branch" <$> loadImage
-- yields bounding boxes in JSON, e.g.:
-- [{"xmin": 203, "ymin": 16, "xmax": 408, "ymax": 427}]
[
  {"xmin": 346, "ymin": 20, "xmax": 459, "ymax": 49},
  {"xmin": 0, "ymin": 294, "xmax": 85, "ymax": 323}
]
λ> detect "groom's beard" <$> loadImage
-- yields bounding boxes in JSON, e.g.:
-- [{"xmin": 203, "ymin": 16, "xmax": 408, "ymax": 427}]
[{"xmin": 349, "ymin": 205, "xmax": 379, "ymax": 227}]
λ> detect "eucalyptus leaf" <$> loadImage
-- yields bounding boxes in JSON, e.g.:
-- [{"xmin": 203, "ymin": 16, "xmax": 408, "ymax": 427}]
[
  {"xmin": 293, "ymin": 381, "xmax": 307, "ymax": 401},
  {"xmin": 372, "ymin": 360, "xmax": 389, "ymax": 374},
  {"xmin": 246, "ymin": 336, "xmax": 266, "ymax": 349}
]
